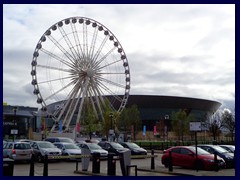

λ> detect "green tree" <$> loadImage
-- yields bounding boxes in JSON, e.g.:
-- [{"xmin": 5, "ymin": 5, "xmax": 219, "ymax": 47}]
[
  {"xmin": 171, "ymin": 109, "xmax": 193, "ymax": 141},
  {"xmin": 117, "ymin": 104, "xmax": 141, "ymax": 140}
]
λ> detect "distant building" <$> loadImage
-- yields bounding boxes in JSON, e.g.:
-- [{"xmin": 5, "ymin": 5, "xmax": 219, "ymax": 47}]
[{"xmin": 3, "ymin": 105, "xmax": 38, "ymax": 140}]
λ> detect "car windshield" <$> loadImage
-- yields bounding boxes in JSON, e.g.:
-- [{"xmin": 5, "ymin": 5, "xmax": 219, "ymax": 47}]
[
  {"xmin": 39, "ymin": 142, "xmax": 55, "ymax": 148},
  {"xmin": 14, "ymin": 143, "xmax": 31, "ymax": 149},
  {"xmin": 188, "ymin": 146, "xmax": 210, "ymax": 155},
  {"xmin": 125, "ymin": 143, "xmax": 140, "ymax": 148},
  {"xmin": 111, "ymin": 142, "xmax": 124, "ymax": 148},
  {"xmin": 213, "ymin": 146, "xmax": 229, "ymax": 153},
  {"xmin": 88, "ymin": 143, "xmax": 102, "ymax": 150},
  {"xmin": 65, "ymin": 144, "xmax": 80, "ymax": 149}
]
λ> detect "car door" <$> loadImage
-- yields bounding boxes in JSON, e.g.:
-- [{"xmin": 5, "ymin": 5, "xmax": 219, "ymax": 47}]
[
  {"xmin": 170, "ymin": 148, "xmax": 181, "ymax": 166},
  {"xmin": 179, "ymin": 148, "xmax": 195, "ymax": 168},
  {"xmin": 31, "ymin": 142, "xmax": 40, "ymax": 156},
  {"xmin": 3, "ymin": 142, "xmax": 12, "ymax": 158}
]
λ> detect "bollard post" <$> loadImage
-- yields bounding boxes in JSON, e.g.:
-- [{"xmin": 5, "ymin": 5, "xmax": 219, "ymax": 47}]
[
  {"xmin": 168, "ymin": 150, "xmax": 173, "ymax": 172},
  {"xmin": 43, "ymin": 154, "xmax": 48, "ymax": 176},
  {"xmin": 107, "ymin": 153, "xmax": 116, "ymax": 176},
  {"xmin": 29, "ymin": 154, "xmax": 35, "ymax": 176},
  {"xmin": 92, "ymin": 152, "xmax": 100, "ymax": 174},
  {"xmin": 151, "ymin": 149, "xmax": 155, "ymax": 170},
  {"xmin": 214, "ymin": 152, "xmax": 219, "ymax": 172}
]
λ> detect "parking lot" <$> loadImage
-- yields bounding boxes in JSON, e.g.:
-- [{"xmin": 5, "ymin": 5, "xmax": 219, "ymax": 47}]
[{"xmin": 11, "ymin": 153, "xmax": 235, "ymax": 176}]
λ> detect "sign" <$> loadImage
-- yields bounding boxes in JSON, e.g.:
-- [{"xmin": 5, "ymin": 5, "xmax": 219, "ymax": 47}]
[
  {"xmin": 143, "ymin": 125, "xmax": 146, "ymax": 136},
  {"xmin": 153, "ymin": 125, "xmax": 157, "ymax": 135},
  {"xmin": 11, "ymin": 129, "xmax": 18, "ymax": 135},
  {"xmin": 190, "ymin": 122, "xmax": 201, "ymax": 131}
]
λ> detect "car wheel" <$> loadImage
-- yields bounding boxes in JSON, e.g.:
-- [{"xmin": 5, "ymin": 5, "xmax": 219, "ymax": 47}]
[
  {"xmin": 37, "ymin": 154, "xmax": 43, "ymax": 163},
  {"xmin": 163, "ymin": 158, "xmax": 169, "ymax": 168}
]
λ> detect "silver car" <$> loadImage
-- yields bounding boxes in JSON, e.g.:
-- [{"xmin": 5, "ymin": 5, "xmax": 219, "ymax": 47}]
[
  {"xmin": 31, "ymin": 141, "xmax": 62, "ymax": 162},
  {"xmin": 54, "ymin": 142, "xmax": 81, "ymax": 160},
  {"xmin": 77, "ymin": 142, "xmax": 108, "ymax": 159},
  {"xmin": 3, "ymin": 142, "xmax": 32, "ymax": 162}
]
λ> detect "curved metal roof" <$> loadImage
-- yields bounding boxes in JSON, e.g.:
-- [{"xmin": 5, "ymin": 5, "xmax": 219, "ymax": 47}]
[{"xmin": 125, "ymin": 95, "xmax": 221, "ymax": 112}]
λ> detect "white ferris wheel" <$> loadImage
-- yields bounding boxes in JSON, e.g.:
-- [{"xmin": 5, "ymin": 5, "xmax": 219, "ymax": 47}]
[{"xmin": 31, "ymin": 17, "xmax": 130, "ymax": 132}]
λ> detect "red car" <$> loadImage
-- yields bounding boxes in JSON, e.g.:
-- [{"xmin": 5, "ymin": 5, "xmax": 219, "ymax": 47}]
[{"xmin": 161, "ymin": 146, "xmax": 226, "ymax": 170}]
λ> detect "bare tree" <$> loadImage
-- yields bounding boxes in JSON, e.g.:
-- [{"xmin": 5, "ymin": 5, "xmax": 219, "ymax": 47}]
[
  {"xmin": 222, "ymin": 108, "xmax": 235, "ymax": 142},
  {"xmin": 207, "ymin": 110, "xmax": 224, "ymax": 142}
]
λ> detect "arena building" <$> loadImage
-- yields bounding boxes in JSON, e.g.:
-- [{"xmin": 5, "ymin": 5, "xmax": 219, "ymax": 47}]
[{"xmin": 3, "ymin": 95, "xmax": 221, "ymax": 140}]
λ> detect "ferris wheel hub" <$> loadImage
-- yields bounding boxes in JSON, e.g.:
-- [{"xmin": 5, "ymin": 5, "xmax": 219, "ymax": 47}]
[{"xmin": 86, "ymin": 68, "xmax": 95, "ymax": 78}]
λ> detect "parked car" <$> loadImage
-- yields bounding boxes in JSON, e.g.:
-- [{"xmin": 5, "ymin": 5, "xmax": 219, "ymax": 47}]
[
  {"xmin": 98, "ymin": 141, "xmax": 129, "ymax": 155},
  {"xmin": 120, "ymin": 142, "xmax": 147, "ymax": 155},
  {"xmin": 219, "ymin": 145, "xmax": 235, "ymax": 153},
  {"xmin": 45, "ymin": 137, "xmax": 74, "ymax": 144},
  {"xmin": 77, "ymin": 142, "xmax": 108, "ymax": 159},
  {"xmin": 3, "ymin": 142, "xmax": 32, "ymax": 162},
  {"xmin": 31, "ymin": 141, "xmax": 62, "ymax": 162},
  {"xmin": 197, "ymin": 144, "xmax": 235, "ymax": 168},
  {"xmin": 54, "ymin": 142, "xmax": 81, "ymax": 160},
  {"xmin": 161, "ymin": 146, "xmax": 226, "ymax": 171}
]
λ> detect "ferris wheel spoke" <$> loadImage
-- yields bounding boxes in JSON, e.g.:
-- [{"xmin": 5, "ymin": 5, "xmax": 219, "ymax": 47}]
[
  {"xmin": 96, "ymin": 80, "xmax": 123, "ymax": 103},
  {"xmin": 82, "ymin": 23, "xmax": 89, "ymax": 60},
  {"xmin": 58, "ymin": 26, "xmax": 80, "ymax": 61},
  {"xmin": 96, "ymin": 72, "xmax": 125, "ymax": 75},
  {"xmin": 47, "ymin": 34, "xmax": 77, "ymax": 65},
  {"xmin": 92, "ymin": 35, "xmax": 108, "ymax": 63},
  {"xmin": 70, "ymin": 22, "xmax": 84, "ymax": 60},
  {"xmin": 40, "ymin": 48, "xmax": 75, "ymax": 69},
  {"xmin": 44, "ymin": 81, "xmax": 74, "ymax": 101},
  {"xmin": 93, "ymin": 46, "xmax": 117, "ymax": 68},
  {"xmin": 57, "ymin": 82, "xmax": 83, "ymax": 126},
  {"xmin": 89, "ymin": 27, "xmax": 98, "ymax": 61},
  {"xmin": 88, "ymin": 90, "xmax": 100, "ymax": 119},
  {"xmin": 37, "ymin": 75, "xmax": 73, "ymax": 85},
  {"xmin": 37, "ymin": 64, "xmax": 72, "ymax": 73},
  {"xmin": 76, "ymin": 79, "xmax": 90, "ymax": 124},
  {"xmin": 90, "ymin": 86, "xmax": 104, "ymax": 120},
  {"xmin": 96, "ymin": 59, "xmax": 122, "ymax": 71},
  {"xmin": 91, "ymin": 80, "xmax": 107, "ymax": 108},
  {"xmin": 97, "ymin": 76, "xmax": 126, "ymax": 89},
  {"xmin": 63, "ymin": 86, "xmax": 83, "ymax": 129}
]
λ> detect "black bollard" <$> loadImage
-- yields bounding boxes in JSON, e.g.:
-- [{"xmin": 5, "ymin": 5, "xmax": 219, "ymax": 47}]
[
  {"xmin": 92, "ymin": 152, "xmax": 100, "ymax": 174},
  {"xmin": 43, "ymin": 154, "xmax": 48, "ymax": 176},
  {"xmin": 168, "ymin": 150, "xmax": 173, "ymax": 172},
  {"xmin": 119, "ymin": 153, "xmax": 127, "ymax": 176},
  {"xmin": 151, "ymin": 149, "xmax": 155, "ymax": 170},
  {"xmin": 29, "ymin": 154, "xmax": 35, "ymax": 176},
  {"xmin": 107, "ymin": 153, "xmax": 116, "ymax": 176}
]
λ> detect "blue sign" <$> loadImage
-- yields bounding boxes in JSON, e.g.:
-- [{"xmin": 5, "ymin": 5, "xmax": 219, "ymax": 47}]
[{"xmin": 143, "ymin": 125, "xmax": 146, "ymax": 136}]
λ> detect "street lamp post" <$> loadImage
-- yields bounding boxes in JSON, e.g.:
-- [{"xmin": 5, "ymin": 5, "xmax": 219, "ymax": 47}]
[
  {"xmin": 109, "ymin": 112, "xmax": 114, "ymax": 142},
  {"xmin": 12, "ymin": 106, "xmax": 18, "ymax": 142},
  {"xmin": 109, "ymin": 112, "xmax": 113, "ymax": 129}
]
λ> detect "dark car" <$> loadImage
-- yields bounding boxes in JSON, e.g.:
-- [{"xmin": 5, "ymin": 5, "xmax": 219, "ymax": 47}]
[
  {"xmin": 98, "ymin": 141, "xmax": 129, "ymax": 155},
  {"xmin": 120, "ymin": 142, "xmax": 147, "ymax": 155},
  {"xmin": 161, "ymin": 146, "xmax": 226, "ymax": 171},
  {"xmin": 45, "ymin": 137, "xmax": 74, "ymax": 144},
  {"xmin": 197, "ymin": 144, "xmax": 234, "ymax": 168},
  {"xmin": 219, "ymin": 145, "xmax": 235, "ymax": 153}
]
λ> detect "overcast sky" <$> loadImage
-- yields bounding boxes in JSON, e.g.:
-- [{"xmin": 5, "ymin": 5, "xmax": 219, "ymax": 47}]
[{"xmin": 3, "ymin": 4, "xmax": 235, "ymax": 110}]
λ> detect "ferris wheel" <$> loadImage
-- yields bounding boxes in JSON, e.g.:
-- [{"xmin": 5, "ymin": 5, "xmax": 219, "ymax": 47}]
[{"xmin": 31, "ymin": 17, "xmax": 130, "ymax": 132}]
